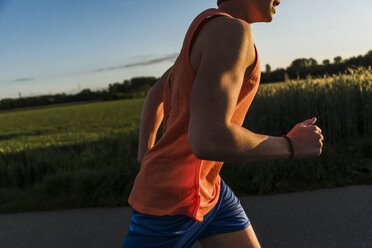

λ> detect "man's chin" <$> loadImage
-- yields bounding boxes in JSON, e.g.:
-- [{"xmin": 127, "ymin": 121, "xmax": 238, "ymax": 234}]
[
  {"xmin": 262, "ymin": 15, "xmax": 273, "ymax": 23},
  {"xmin": 250, "ymin": 14, "xmax": 273, "ymax": 23}
]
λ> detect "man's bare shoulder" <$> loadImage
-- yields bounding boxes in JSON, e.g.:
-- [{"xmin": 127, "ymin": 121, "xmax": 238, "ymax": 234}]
[
  {"xmin": 198, "ymin": 16, "xmax": 253, "ymax": 48},
  {"xmin": 190, "ymin": 15, "xmax": 255, "ymax": 74}
]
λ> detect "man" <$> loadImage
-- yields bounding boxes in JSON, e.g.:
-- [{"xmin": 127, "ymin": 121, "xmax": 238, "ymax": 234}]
[{"xmin": 122, "ymin": 0, "xmax": 324, "ymax": 247}]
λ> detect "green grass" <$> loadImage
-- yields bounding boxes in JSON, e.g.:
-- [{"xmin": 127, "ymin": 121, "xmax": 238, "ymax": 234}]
[
  {"xmin": 0, "ymin": 98, "xmax": 144, "ymax": 153},
  {"xmin": 0, "ymin": 67, "xmax": 371, "ymax": 214},
  {"xmin": 0, "ymin": 98, "xmax": 143, "ymax": 213}
]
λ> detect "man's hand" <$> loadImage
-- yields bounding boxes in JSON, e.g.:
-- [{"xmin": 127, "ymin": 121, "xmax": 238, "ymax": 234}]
[{"xmin": 286, "ymin": 117, "xmax": 324, "ymax": 159}]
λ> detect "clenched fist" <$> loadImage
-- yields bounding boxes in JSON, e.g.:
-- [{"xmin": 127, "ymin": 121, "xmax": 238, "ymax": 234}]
[{"xmin": 286, "ymin": 117, "xmax": 324, "ymax": 159}]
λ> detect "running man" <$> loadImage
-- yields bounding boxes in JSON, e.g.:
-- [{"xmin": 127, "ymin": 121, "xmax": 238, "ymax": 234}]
[{"xmin": 123, "ymin": 0, "xmax": 324, "ymax": 247}]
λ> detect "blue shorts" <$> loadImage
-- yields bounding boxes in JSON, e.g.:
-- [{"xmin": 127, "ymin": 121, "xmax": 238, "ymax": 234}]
[{"xmin": 122, "ymin": 178, "xmax": 250, "ymax": 248}]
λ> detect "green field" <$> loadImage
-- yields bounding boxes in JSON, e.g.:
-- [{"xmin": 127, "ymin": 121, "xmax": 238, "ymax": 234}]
[
  {"xmin": 0, "ymin": 67, "xmax": 371, "ymax": 214},
  {"xmin": 0, "ymin": 99, "xmax": 143, "ymax": 154}
]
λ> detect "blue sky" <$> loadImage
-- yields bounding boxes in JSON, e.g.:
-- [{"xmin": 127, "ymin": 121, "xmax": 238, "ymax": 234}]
[{"xmin": 1, "ymin": 0, "xmax": 371, "ymax": 100}]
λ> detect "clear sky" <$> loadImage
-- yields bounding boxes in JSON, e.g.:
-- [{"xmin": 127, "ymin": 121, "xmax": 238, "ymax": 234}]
[{"xmin": 1, "ymin": 0, "xmax": 371, "ymax": 100}]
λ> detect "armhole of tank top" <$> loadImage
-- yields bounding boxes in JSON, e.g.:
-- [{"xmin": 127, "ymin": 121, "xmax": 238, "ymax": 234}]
[
  {"xmin": 244, "ymin": 44, "xmax": 260, "ymax": 82},
  {"xmin": 187, "ymin": 14, "xmax": 229, "ymax": 77},
  {"xmin": 163, "ymin": 71, "xmax": 173, "ymax": 133}
]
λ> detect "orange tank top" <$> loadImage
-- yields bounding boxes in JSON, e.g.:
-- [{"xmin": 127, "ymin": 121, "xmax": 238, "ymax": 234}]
[{"xmin": 128, "ymin": 8, "xmax": 261, "ymax": 222}]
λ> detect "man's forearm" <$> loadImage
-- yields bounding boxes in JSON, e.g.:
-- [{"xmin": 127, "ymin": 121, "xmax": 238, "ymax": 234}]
[
  {"xmin": 194, "ymin": 123, "xmax": 291, "ymax": 163},
  {"xmin": 137, "ymin": 66, "xmax": 172, "ymax": 163},
  {"xmin": 137, "ymin": 88, "xmax": 164, "ymax": 161}
]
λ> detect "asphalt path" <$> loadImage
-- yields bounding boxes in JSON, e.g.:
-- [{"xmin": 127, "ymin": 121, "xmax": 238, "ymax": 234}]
[{"xmin": 0, "ymin": 185, "xmax": 371, "ymax": 248}]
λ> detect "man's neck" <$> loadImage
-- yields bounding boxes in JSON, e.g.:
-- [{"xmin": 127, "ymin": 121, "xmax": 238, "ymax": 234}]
[{"xmin": 217, "ymin": 3, "xmax": 253, "ymax": 24}]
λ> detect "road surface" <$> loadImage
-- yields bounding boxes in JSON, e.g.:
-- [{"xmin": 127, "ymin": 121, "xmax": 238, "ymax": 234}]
[{"xmin": 1, "ymin": 185, "xmax": 371, "ymax": 248}]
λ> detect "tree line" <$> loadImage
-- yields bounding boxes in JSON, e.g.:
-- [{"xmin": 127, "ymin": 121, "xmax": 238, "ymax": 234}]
[
  {"xmin": 0, "ymin": 50, "xmax": 371, "ymax": 111},
  {"xmin": 0, "ymin": 77, "xmax": 157, "ymax": 111},
  {"xmin": 261, "ymin": 50, "xmax": 372, "ymax": 83}
]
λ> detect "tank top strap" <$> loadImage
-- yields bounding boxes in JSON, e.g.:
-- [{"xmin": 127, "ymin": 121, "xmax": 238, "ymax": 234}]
[{"xmin": 181, "ymin": 8, "xmax": 233, "ymax": 69}]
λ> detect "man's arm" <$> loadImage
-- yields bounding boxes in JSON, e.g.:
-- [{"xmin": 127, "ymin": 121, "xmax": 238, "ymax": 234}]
[
  {"xmin": 137, "ymin": 66, "xmax": 172, "ymax": 164},
  {"xmin": 188, "ymin": 17, "xmax": 322, "ymax": 162}
]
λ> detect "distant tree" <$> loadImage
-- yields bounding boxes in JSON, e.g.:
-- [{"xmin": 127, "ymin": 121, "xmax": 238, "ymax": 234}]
[
  {"xmin": 78, "ymin": 89, "xmax": 92, "ymax": 95},
  {"xmin": 289, "ymin": 58, "xmax": 317, "ymax": 70},
  {"xmin": 334, "ymin": 56, "xmax": 342, "ymax": 64},
  {"xmin": 265, "ymin": 64, "xmax": 271, "ymax": 73},
  {"xmin": 308, "ymin": 58, "xmax": 318, "ymax": 67},
  {"xmin": 130, "ymin": 77, "xmax": 157, "ymax": 89},
  {"xmin": 123, "ymin": 79, "xmax": 131, "ymax": 87},
  {"xmin": 109, "ymin": 82, "xmax": 127, "ymax": 95},
  {"xmin": 323, "ymin": 59, "xmax": 330, "ymax": 65},
  {"xmin": 290, "ymin": 58, "xmax": 307, "ymax": 70},
  {"xmin": 364, "ymin": 50, "xmax": 372, "ymax": 65}
]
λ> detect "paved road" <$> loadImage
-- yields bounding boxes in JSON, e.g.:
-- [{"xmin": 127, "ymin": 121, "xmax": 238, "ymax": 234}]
[{"xmin": 1, "ymin": 185, "xmax": 371, "ymax": 248}]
